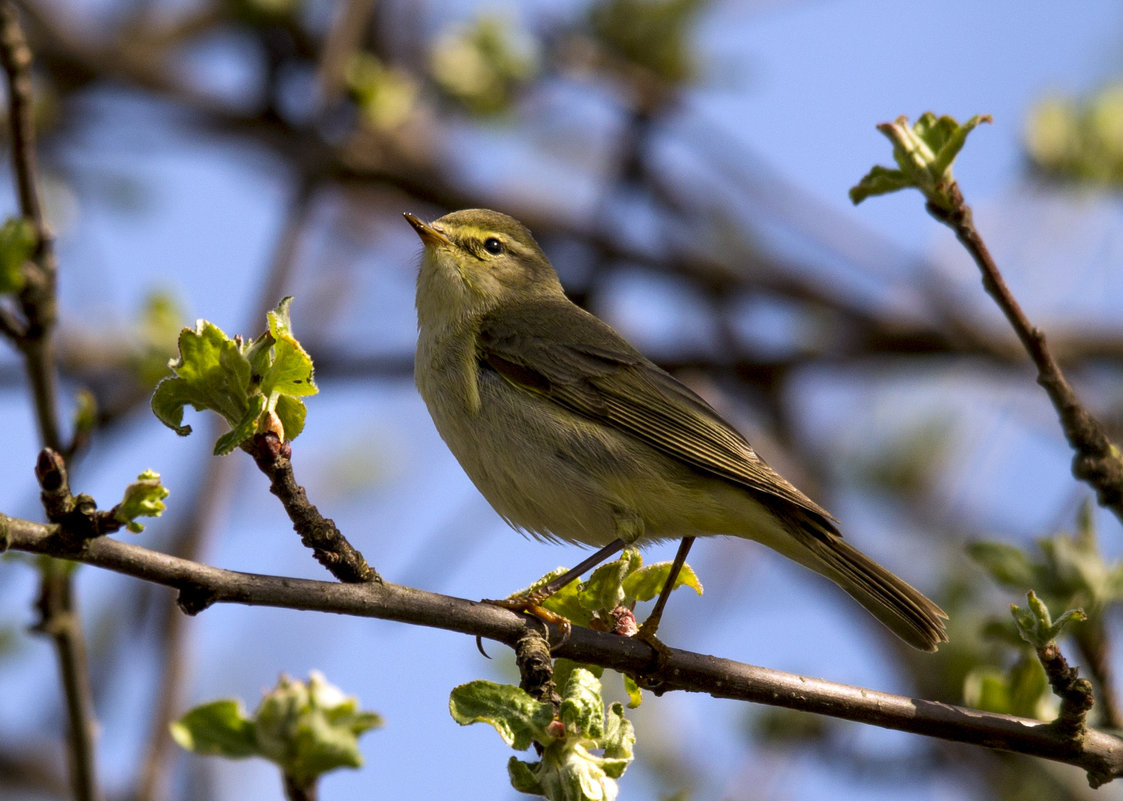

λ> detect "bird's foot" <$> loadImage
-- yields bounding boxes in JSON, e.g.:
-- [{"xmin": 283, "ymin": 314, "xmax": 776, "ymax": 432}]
[{"xmin": 484, "ymin": 594, "xmax": 572, "ymax": 647}]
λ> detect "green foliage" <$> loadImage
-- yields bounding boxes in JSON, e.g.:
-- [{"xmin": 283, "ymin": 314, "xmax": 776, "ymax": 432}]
[
  {"xmin": 963, "ymin": 655, "xmax": 1052, "ymax": 719},
  {"xmin": 850, "ymin": 112, "xmax": 992, "ymax": 211},
  {"xmin": 450, "ymin": 668, "xmax": 635, "ymax": 801},
  {"xmin": 0, "ymin": 217, "xmax": 36, "ymax": 294},
  {"xmin": 113, "ymin": 469, "xmax": 169, "ymax": 533},
  {"xmin": 963, "ymin": 506, "xmax": 1110, "ymax": 718},
  {"xmin": 510, "ymin": 549, "xmax": 700, "ymax": 708},
  {"xmin": 588, "ymin": 0, "xmax": 707, "ymax": 85},
  {"xmin": 346, "ymin": 53, "xmax": 420, "ymax": 130},
  {"xmin": 133, "ymin": 291, "xmax": 188, "ymax": 388},
  {"xmin": 430, "ymin": 14, "xmax": 540, "ymax": 115},
  {"xmin": 151, "ymin": 297, "xmax": 317, "ymax": 455},
  {"xmin": 71, "ymin": 389, "xmax": 97, "ymax": 441},
  {"xmin": 1009, "ymin": 590, "xmax": 1086, "ymax": 650},
  {"xmin": 969, "ymin": 502, "xmax": 1123, "ymax": 617},
  {"xmin": 171, "ymin": 672, "xmax": 382, "ymax": 790},
  {"xmin": 447, "ymin": 679, "xmax": 558, "ymax": 751},
  {"xmin": 1025, "ymin": 85, "xmax": 1123, "ymax": 187},
  {"xmin": 532, "ymin": 548, "xmax": 702, "ymax": 632}
]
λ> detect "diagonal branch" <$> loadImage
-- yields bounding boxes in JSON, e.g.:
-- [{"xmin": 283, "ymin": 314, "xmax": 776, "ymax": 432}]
[
  {"xmin": 4, "ymin": 515, "xmax": 1123, "ymax": 789},
  {"xmin": 928, "ymin": 194, "xmax": 1123, "ymax": 524}
]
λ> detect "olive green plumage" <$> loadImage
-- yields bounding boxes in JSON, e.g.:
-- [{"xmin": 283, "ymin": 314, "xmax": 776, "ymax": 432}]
[{"xmin": 407, "ymin": 208, "xmax": 947, "ymax": 651}]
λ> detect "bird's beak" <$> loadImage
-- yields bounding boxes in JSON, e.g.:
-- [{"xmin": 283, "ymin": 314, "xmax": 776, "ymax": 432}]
[{"xmin": 403, "ymin": 212, "xmax": 452, "ymax": 246}]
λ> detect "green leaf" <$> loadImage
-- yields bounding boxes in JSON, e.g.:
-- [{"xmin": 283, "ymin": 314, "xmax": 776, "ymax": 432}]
[
  {"xmin": 170, "ymin": 699, "xmax": 258, "ymax": 758},
  {"xmin": 581, "ymin": 554, "xmax": 637, "ymax": 613},
  {"xmin": 622, "ymin": 561, "xmax": 702, "ymax": 602},
  {"xmin": 622, "ymin": 675, "xmax": 643, "ymax": 710},
  {"xmin": 172, "ymin": 673, "xmax": 381, "ymax": 788},
  {"xmin": 850, "ymin": 112, "xmax": 992, "ymax": 210},
  {"xmin": 0, "ymin": 217, "xmax": 36, "ymax": 294},
  {"xmin": 345, "ymin": 52, "xmax": 420, "ymax": 130},
  {"xmin": 589, "ymin": 0, "xmax": 706, "ymax": 85},
  {"xmin": 560, "ymin": 669, "xmax": 606, "ymax": 739},
  {"xmin": 508, "ymin": 756, "xmax": 544, "ymax": 795},
  {"xmin": 598, "ymin": 703, "xmax": 636, "ymax": 777},
  {"xmin": 114, "ymin": 469, "xmax": 169, "ymax": 533},
  {"xmin": 252, "ymin": 672, "xmax": 382, "ymax": 787},
  {"xmin": 962, "ymin": 657, "xmax": 1053, "ymax": 719},
  {"xmin": 214, "ymin": 393, "xmax": 266, "ymax": 456},
  {"xmin": 151, "ymin": 298, "xmax": 318, "ymax": 453},
  {"xmin": 449, "ymin": 680, "xmax": 557, "ymax": 750},
  {"xmin": 430, "ymin": 14, "xmax": 540, "ymax": 116},
  {"xmin": 1010, "ymin": 590, "xmax": 1086, "ymax": 648},
  {"xmin": 967, "ymin": 541, "xmax": 1037, "ymax": 589},
  {"xmin": 151, "ymin": 319, "xmax": 253, "ymax": 438},
  {"xmin": 274, "ymin": 392, "xmax": 308, "ymax": 442},
  {"xmin": 261, "ymin": 297, "xmax": 318, "ymax": 400},
  {"xmin": 848, "ymin": 164, "xmax": 914, "ymax": 205},
  {"xmin": 537, "ymin": 670, "xmax": 635, "ymax": 800}
]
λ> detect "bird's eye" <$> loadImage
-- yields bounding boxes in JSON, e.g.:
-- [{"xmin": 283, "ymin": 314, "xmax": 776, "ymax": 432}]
[{"xmin": 482, "ymin": 237, "xmax": 504, "ymax": 255}]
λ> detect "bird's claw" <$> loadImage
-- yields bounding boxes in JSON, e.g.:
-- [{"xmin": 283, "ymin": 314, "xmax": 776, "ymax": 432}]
[{"xmin": 484, "ymin": 596, "xmax": 572, "ymax": 649}]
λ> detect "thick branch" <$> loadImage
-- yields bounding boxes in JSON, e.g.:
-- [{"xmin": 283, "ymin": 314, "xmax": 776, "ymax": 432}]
[{"xmin": 4, "ymin": 516, "xmax": 1122, "ymax": 788}]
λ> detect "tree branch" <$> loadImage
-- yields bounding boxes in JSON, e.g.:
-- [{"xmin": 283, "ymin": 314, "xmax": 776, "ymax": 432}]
[
  {"xmin": 927, "ymin": 193, "xmax": 1123, "ymax": 524},
  {"xmin": 0, "ymin": 7, "xmax": 99, "ymax": 801},
  {"xmin": 4, "ymin": 516, "xmax": 1122, "ymax": 788}
]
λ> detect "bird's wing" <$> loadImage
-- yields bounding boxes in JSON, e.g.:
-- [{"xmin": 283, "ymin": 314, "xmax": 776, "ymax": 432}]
[{"xmin": 476, "ymin": 299, "xmax": 834, "ymax": 520}]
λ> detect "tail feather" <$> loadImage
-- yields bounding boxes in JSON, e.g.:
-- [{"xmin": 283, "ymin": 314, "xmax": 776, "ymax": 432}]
[{"xmin": 776, "ymin": 512, "xmax": 948, "ymax": 651}]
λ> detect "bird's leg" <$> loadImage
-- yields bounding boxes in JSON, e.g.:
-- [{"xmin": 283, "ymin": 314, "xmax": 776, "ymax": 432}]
[
  {"xmin": 485, "ymin": 538, "xmax": 628, "ymax": 636},
  {"xmin": 636, "ymin": 536, "xmax": 695, "ymax": 651}
]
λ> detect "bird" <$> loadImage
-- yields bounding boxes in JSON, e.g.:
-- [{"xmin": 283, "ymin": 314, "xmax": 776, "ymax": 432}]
[{"xmin": 405, "ymin": 207, "xmax": 947, "ymax": 651}]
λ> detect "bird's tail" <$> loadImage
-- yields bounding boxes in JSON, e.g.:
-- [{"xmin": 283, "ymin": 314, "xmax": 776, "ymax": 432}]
[{"xmin": 776, "ymin": 513, "xmax": 948, "ymax": 651}]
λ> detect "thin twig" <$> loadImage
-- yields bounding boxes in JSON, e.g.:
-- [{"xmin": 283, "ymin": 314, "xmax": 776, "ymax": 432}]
[
  {"xmin": 4, "ymin": 516, "xmax": 1123, "ymax": 789},
  {"xmin": 248, "ymin": 432, "xmax": 377, "ymax": 583},
  {"xmin": 135, "ymin": 450, "xmax": 236, "ymax": 801},
  {"xmin": 0, "ymin": 7, "xmax": 100, "ymax": 801},
  {"xmin": 927, "ymin": 193, "xmax": 1123, "ymax": 523}
]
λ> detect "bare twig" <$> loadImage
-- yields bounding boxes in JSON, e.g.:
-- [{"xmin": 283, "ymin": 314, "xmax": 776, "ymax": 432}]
[
  {"xmin": 1035, "ymin": 640, "xmax": 1095, "ymax": 742},
  {"xmin": 927, "ymin": 193, "xmax": 1123, "ymax": 523},
  {"xmin": 247, "ymin": 432, "xmax": 377, "ymax": 583},
  {"xmin": 0, "ymin": 7, "xmax": 100, "ymax": 801},
  {"xmin": 4, "ymin": 516, "xmax": 1123, "ymax": 789},
  {"xmin": 135, "ymin": 449, "xmax": 236, "ymax": 801}
]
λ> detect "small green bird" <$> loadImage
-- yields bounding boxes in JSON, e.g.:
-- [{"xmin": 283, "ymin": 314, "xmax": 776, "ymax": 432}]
[{"xmin": 406, "ymin": 208, "xmax": 947, "ymax": 651}]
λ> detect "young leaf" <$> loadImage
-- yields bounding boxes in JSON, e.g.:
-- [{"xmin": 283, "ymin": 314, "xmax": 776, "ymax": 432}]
[
  {"xmin": 0, "ymin": 216, "xmax": 36, "ymax": 294},
  {"xmin": 114, "ymin": 469, "xmax": 169, "ymax": 533},
  {"xmin": 454, "ymin": 669, "xmax": 636, "ymax": 801},
  {"xmin": 622, "ymin": 561, "xmax": 702, "ymax": 602},
  {"xmin": 260, "ymin": 297, "xmax": 318, "ymax": 401},
  {"xmin": 559, "ymin": 668, "xmax": 606, "ymax": 739},
  {"xmin": 1010, "ymin": 590, "xmax": 1086, "ymax": 649},
  {"xmin": 449, "ymin": 680, "xmax": 557, "ymax": 751},
  {"xmin": 171, "ymin": 672, "xmax": 381, "ymax": 789},
  {"xmin": 850, "ymin": 112, "xmax": 992, "ymax": 210},
  {"xmin": 967, "ymin": 541, "xmax": 1037, "ymax": 589},
  {"xmin": 253, "ymin": 672, "xmax": 381, "ymax": 787},
  {"xmin": 151, "ymin": 298, "xmax": 318, "ymax": 453},
  {"xmin": 151, "ymin": 319, "xmax": 253, "ymax": 439},
  {"xmin": 170, "ymin": 699, "xmax": 258, "ymax": 758}
]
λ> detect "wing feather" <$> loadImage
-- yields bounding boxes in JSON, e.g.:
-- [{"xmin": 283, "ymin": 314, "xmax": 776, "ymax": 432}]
[{"xmin": 477, "ymin": 299, "xmax": 833, "ymax": 520}]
